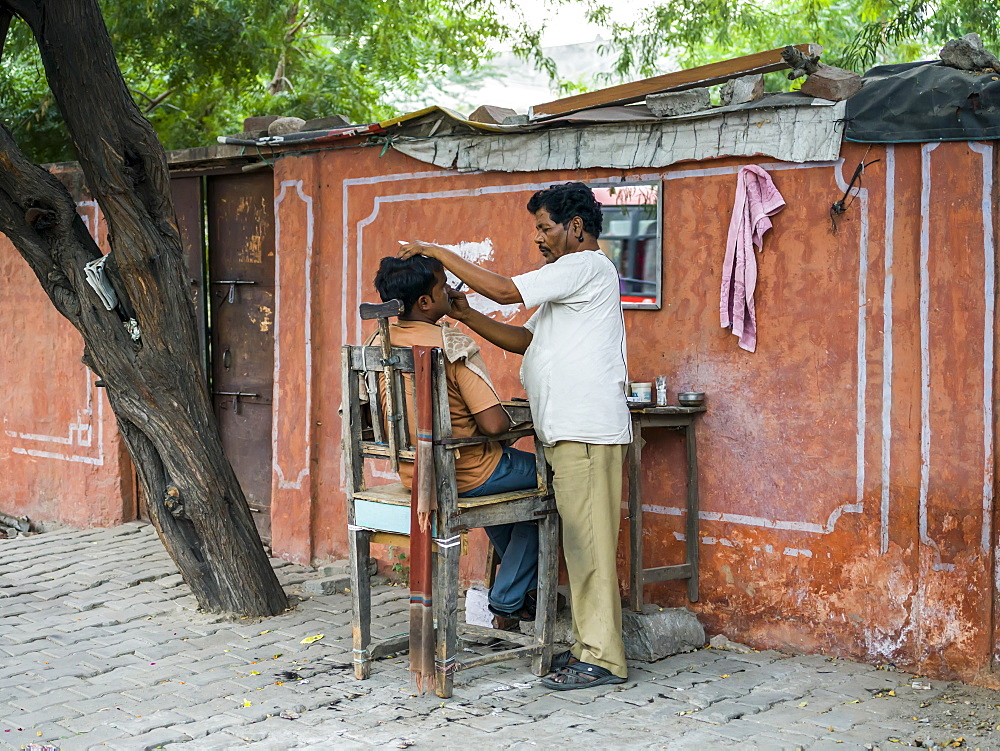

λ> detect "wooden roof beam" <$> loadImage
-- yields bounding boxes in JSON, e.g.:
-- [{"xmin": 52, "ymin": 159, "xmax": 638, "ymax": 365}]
[{"xmin": 529, "ymin": 43, "xmax": 823, "ymax": 120}]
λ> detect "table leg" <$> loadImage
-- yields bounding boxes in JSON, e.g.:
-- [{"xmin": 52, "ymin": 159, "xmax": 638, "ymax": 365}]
[
  {"xmin": 628, "ymin": 422, "xmax": 644, "ymax": 612},
  {"xmin": 685, "ymin": 421, "xmax": 700, "ymax": 603}
]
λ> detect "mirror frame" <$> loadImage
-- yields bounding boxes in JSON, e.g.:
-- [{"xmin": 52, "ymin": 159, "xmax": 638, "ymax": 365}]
[{"xmin": 589, "ymin": 179, "xmax": 663, "ymax": 311}]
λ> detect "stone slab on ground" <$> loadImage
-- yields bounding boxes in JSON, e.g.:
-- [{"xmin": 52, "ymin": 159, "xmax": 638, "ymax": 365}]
[{"xmin": 623, "ymin": 605, "xmax": 705, "ymax": 661}]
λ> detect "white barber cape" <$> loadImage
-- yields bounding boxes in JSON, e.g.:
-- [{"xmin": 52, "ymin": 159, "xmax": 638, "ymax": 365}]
[{"xmin": 512, "ymin": 250, "xmax": 632, "ymax": 447}]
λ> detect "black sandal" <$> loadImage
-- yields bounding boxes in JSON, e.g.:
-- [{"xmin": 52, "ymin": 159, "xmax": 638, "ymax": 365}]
[
  {"xmin": 540, "ymin": 661, "xmax": 627, "ymax": 691},
  {"xmin": 550, "ymin": 650, "xmax": 577, "ymax": 671}
]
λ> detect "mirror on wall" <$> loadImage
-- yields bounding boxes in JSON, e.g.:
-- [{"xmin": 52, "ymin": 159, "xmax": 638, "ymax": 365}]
[{"xmin": 590, "ymin": 181, "xmax": 662, "ymax": 310}]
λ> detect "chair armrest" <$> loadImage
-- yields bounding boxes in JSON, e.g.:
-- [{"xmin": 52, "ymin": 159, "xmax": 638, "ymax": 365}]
[{"xmin": 435, "ymin": 425, "xmax": 536, "ymax": 448}]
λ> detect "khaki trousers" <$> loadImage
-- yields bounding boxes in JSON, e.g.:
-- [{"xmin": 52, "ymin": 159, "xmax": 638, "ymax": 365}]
[{"xmin": 546, "ymin": 441, "xmax": 628, "ymax": 678}]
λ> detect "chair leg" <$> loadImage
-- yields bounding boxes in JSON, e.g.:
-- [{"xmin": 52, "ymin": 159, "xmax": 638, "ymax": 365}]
[
  {"xmin": 434, "ymin": 541, "xmax": 461, "ymax": 698},
  {"xmin": 531, "ymin": 513, "xmax": 559, "ymax": 677},
  {"xmin": 349, "ymin": 527, "xmax": 372, "ymax": 680}
]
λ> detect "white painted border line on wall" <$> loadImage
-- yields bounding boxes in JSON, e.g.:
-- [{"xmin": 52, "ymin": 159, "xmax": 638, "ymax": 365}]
[
  {"xmin": 273, "ymin": 180, "xmax": 314, "ymax": 490},
  {"xmin": 969, "ymin": 142, "xmax": 996, "ymax": 554},
  {"xmin": 881, "ymin": 145, "xmax": 896, "ymax": 554},
  {"xmin": 918, "ymin": 143, "xmax": 954, "ymax": 572},
  {"xmin": 833, "ymin": 159, "xmax": 870, "ymax": 519},
  {"xmin": 340, "ymin": 170, "xmax": 461, "ymax": 350},
  {"xmin": 7, "ymin": 201, "xmax": 105, "ymax": 466}
]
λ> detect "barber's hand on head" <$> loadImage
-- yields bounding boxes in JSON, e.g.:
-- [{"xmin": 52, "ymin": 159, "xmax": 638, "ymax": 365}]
[
  {"xmin": 446, "ymin": 286, "xmax": 472, "ymax": 322},
  {"xmin": 397, "ymin": 240, "xmax": 445, "ymax": 261}
]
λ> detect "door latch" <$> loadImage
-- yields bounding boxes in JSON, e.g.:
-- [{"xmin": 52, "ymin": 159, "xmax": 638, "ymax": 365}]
[
  {"xmin": 212, "ymin": 279, "xmax": 256, "ymax": 303},
  {"xmin": 213, "ymin": 390, "xmax": 259, "ymax": 415}
]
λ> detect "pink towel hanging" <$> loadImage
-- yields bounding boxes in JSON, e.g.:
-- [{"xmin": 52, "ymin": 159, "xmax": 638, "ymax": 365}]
[{"xmin": 720, "ymin": 165, "xmax": 786, "ymax": 353}]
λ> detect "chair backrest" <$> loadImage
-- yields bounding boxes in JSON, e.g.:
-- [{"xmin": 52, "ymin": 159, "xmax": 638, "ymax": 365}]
[{"xmin": 341, "ymin": 342, "xmax": 460, "ymax": 521}]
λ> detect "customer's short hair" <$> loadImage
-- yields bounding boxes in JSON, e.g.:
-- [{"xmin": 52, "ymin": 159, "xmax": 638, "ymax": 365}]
[
  {"xmin": 374, "ymin": 255, "xmax": 443, "ymax": 314},
  {"xmin": 526, "ymin": 182, "xmax": 603, "ymax": 238}
]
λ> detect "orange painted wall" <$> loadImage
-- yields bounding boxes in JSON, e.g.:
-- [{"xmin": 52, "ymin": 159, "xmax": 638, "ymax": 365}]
[
  {"xmin": 0, "ymin": 172, "xmax": 133, "ymax": 528},
  {"xmin": 4, "ymin": 137, "xmax": 998, "ymax": 686},
  {"xmin": 267, "ymin": 140, "xmax": 1000, "ymax": 685}
]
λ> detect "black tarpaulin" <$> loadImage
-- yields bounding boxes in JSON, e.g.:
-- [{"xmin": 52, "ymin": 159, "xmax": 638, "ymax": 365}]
[{"xmin": 845, "ymin": 60, "xmax": 1000, "ymax": 143}]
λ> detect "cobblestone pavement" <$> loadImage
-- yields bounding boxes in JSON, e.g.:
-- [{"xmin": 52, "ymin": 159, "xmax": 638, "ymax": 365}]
[{"xmin": 1, "ymin": 524, "xmax": 999, "ymax": 751}]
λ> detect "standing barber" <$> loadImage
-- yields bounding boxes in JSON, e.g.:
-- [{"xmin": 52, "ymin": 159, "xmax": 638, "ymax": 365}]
[{"xmin": 399, "ymin": 182, "xmax": 631, "ymax": 690}]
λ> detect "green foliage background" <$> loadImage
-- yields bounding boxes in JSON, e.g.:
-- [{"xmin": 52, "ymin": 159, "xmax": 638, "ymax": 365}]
[
  {"xmin": 586, "ymin": 0, "xmax": 1000, "ymax": 81},
  {"xmin": 0, "ymin": 0, "xmax": 514, "ymax": 163},
  {"xmin": 2, "ymin": 0, "xmax": 999, "ymax": 163}
]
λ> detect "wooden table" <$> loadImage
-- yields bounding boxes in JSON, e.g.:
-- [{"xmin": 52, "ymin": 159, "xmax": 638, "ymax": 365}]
[{"xmin": 627, "ymin": 405, "xmax": 706, "ymax": 611}]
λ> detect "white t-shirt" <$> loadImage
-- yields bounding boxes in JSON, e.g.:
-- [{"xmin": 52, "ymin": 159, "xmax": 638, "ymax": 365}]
[{"xmin": 512, "ymin": 250, "xmax": 632, "ymax": 447}]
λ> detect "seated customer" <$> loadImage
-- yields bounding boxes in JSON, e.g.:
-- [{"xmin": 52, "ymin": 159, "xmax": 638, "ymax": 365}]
[{"xmin": 371, "ymin": 255, "xmax": 539, "ymax": 629}]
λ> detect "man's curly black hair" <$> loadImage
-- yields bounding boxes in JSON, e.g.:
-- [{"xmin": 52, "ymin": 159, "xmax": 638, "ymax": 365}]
[
  {"xmin": 526, "ymin": 182, "xmax": 603, "ymax": 239},
  {"xmin": 374, "ymin": 254, "xmax": 443, "ymax": 315}
]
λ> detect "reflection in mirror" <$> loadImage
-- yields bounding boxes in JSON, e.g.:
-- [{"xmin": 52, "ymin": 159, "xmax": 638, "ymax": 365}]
[{"xmin": 591, "ymin": 182, "xmax": 662, "ymax": 309}]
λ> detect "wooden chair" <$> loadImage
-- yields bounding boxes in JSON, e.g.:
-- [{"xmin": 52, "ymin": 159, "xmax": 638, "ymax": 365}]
[{"xmin": 341, "ymin": 303, "xmax": 559, "ymax": 699}]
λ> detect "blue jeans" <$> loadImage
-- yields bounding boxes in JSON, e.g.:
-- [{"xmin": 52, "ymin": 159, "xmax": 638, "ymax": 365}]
[{"xmin": 461, "ymin": 446, "xmax": 540, "ymax": 615}]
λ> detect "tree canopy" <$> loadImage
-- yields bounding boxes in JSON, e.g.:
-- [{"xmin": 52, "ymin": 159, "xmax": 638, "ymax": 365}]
[
  {"xmin": 585, "ymin": 0, "xmax": 1000, "ymax": 82},
  {"xmin": 3, "ymin": 0, "xmax": 999, "ymax": 163},
  {"xmin": 1, "ymin": 0, "xmax": 517, "ymax": 163}
]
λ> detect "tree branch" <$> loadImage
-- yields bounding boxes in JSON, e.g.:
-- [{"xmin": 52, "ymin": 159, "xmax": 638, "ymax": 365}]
[
  {"xmin": 0, "ymin": 9, "xmax": 12, "ymax": 62},
  {"xmin": 144, "ymin": 88, "xmax": 175, "ymax": 114},
  {"xmin": 0, "ymin": 123, "xmax": 97, "ymax": 324}
]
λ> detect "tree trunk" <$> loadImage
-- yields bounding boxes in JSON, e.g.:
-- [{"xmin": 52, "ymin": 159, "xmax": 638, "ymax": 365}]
[{"xmin": 0, "ymin": 0, "xmax": 287, "ymax": 616}]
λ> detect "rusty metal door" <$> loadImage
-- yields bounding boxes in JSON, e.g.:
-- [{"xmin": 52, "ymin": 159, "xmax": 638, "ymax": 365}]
[
  {"xmin": 206, "ymin": 171, "xmax": 275, "ymax": 543},
  {"xmin": 134, "ymin": 176, "xmax": 211, "ymax": 523},
  {"xmin": 170, "ymin": 176, "xmax": 208, "ymax": 374}
]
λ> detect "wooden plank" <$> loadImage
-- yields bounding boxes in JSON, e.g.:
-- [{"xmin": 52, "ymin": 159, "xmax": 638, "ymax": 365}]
[
  {"xmin": 344, "ymin": 345, "xmax": 373, "ymax": 680},
  {"xmin": 530, "ymin": 44, "xmax": 823, "ymax": 119},
  {"xmin": 362, "ymin": 443, "xmax": 416, "ymax": 461},
  {"xmin": 388, "ymin": 357, "xmax": 409, "ymax": 464},
  {"xmin": 531, "ymin": 511, "xmax": 559, "ymax": 676},
  {"xmin": 685, "ymin": 421, "xmax": 701, "ymax": 603},
  {"xmin": 643, "ymin": 563, "xmax": 693, "ymax": 583},
  {"xmin": 456, "ymin": 488, "xmax": 547, "ymax": 509},
  {"xmin": 461, "ymin": 623, "xmax": 535, "ymax": 646},
  {"xmin": 374, "ymin": 317, "xmax": 401, "ymax": 472},
  {"xmin": 431, "ymin": 348, "xmax": 460, "ymax": 699},
  {"xmin": 436, "ymin": 426, "xmax": 535, "ymax": 447},
  {"xmin": 431, "ymin": 349, "xmax": 459, "ymax": 525},
  {"xmin": 363, "ymin": 372, "xmax": 385, "ymax": 445},
  {"xmin": 628, "ymin": 417, "xmax": 645, "ymax": 612},
  {"xmin": 348, "ymin": 526, "xmax": 372, "ymax": 679},
  {"xmin": 459, "ymin": 645, "xmax": 541, "ymax": 670},
  {"xmin": 371, "ymin": 531, "xmax": 410, "ymax": 549},
  {"xmin": 350, "ymin": 345, "xmax": 415, "ymax": 373},
  {"xmin": 484, "ymin": 543, "xmax": 499, "ymax": 589},
  {"xmin": 342, "ymin": 347, "xmax": 367, "ymax": 495},
  {"xmin": 631, "ymin": 405, "xmax": 707, "ymax": 415},
  {"xmin": 354, "ymin": 482, "xmax": 410, "ymax": 505},
  {"xmin": 454, "ymin": 495, "xmax": 556, "ymax": 531},
  {"xmin": 634, "ymin": 414, "xmax": 698, "ymax": 430}
]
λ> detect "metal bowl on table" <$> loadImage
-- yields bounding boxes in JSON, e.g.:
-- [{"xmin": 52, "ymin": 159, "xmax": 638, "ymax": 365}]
[{"xmin": 677, "ymin": 391, "xmax": 705, "ymax": 407}]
